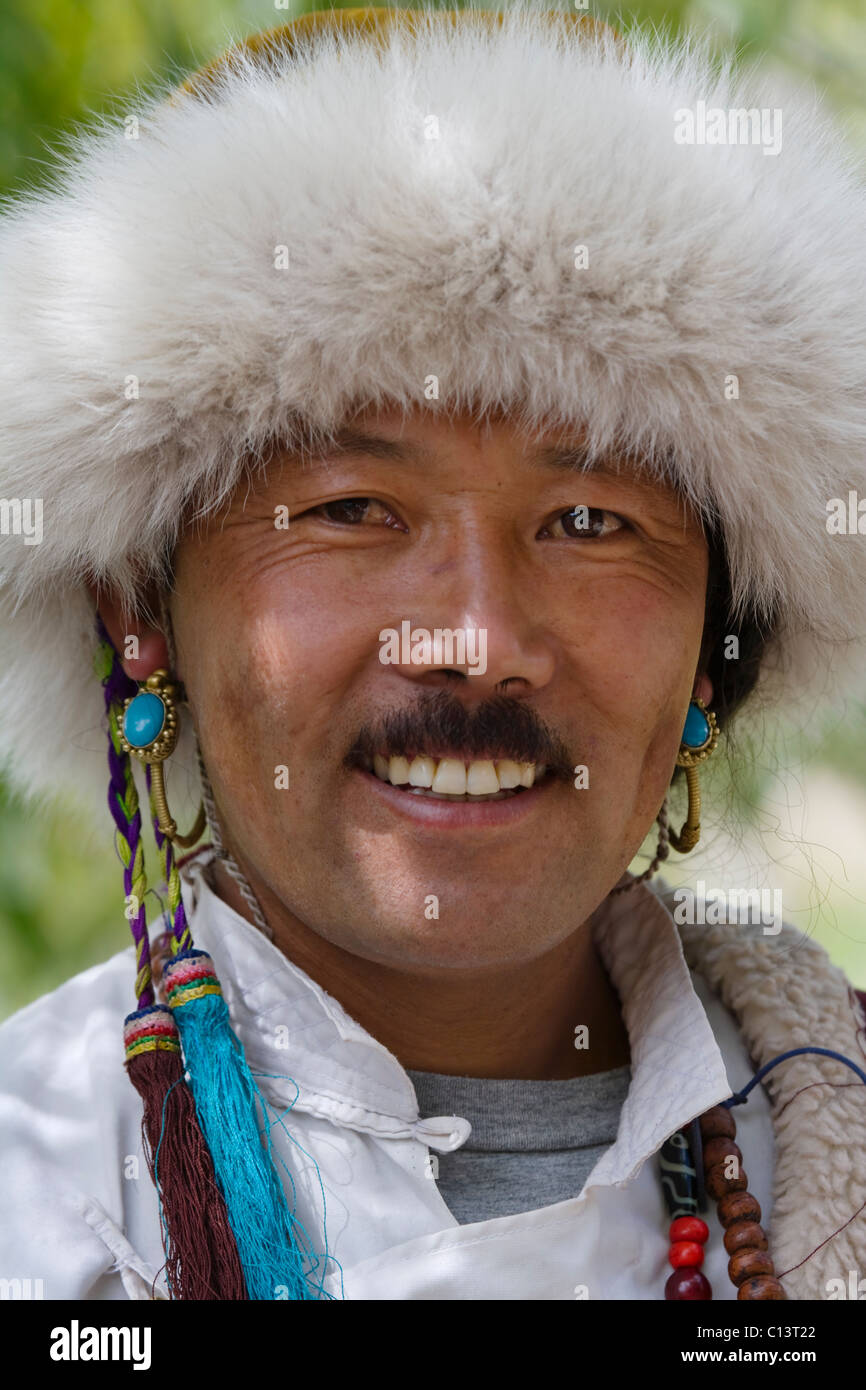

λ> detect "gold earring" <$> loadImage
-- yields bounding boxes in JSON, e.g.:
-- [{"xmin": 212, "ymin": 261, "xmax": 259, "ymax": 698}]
[
  {"xmin": 668, "ymin": 697, "xmax": 719, "ymax": 854},
  {"xmin": 119, "ymin": 669, "xmax": 207, "ymax": 846}
]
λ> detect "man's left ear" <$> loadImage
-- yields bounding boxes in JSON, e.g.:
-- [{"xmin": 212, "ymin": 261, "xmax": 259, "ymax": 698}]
[
  {"xmin": 85, "ymin": 580, "xmax": 171, "ymax": 682},
  {"xmin": 693, "ymin": 672, "xmax": 713, "ymax": 707}
]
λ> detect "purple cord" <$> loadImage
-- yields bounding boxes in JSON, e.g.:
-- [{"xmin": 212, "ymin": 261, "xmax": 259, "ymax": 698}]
[{"xmin": 96, "ymin": 616, "xmax": 155, "ymax": 1011}]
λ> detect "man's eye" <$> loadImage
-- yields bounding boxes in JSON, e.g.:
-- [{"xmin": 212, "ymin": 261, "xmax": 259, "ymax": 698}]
[
  {"xmin": 547, "ymin": 506, "xmax": 626, "ymax": 539},
  {"xmin": 314, "ymin": 498, "xmax": 397, "ymax": 526}
]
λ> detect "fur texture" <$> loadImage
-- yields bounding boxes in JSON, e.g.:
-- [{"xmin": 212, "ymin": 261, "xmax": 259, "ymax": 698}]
[{"xmin": 1, "ymin": 2, "xmax": 866, "ymax": 817}]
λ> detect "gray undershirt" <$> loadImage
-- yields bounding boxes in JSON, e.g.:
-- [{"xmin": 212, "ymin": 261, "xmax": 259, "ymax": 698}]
[{"xmin": 407, "ymin": 1064, "xmax": 632, "ymax": 1225}]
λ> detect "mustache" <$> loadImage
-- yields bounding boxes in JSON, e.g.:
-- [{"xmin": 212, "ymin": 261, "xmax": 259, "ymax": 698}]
[{"xmin": 345, "ymin": 690, "xmax": 575, "ymax": 779}]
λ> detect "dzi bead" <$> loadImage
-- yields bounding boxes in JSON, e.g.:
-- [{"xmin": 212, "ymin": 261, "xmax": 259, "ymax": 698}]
[{"xmin": 659, "ymin": 1131, "xmax": 699, "ymax": 1217}]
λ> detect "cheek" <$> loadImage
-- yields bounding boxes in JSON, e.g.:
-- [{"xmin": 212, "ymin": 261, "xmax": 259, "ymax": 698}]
[
  {"xmin": 565, "ymin": 580, "xmax": 703, "ymax": 790},
  {"xmin": 172, "ymin": 552, "xmax": 373, "ymax": 789}
]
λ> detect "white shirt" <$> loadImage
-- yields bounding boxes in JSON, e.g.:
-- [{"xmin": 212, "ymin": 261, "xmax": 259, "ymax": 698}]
[{"xmin": 0, "ymin": 852, "xmax": 774, "ymax": 1300}]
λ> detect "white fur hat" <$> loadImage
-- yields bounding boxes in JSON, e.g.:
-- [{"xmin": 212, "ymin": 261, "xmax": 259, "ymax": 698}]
[{"xmin": 1, "ymin": 2, "xmax": 866, "ymax": 822}]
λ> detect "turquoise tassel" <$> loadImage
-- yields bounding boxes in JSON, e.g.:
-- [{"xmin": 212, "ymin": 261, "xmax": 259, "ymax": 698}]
[{"xmin": 164, "ymin": 950, "xmax": 315, "ymax": 1301}]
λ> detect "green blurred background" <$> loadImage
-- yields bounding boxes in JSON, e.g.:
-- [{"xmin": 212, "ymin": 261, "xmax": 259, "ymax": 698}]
[{"xmin": 2, "ymin": 0, "xmax": 866, "ymax": 1020}]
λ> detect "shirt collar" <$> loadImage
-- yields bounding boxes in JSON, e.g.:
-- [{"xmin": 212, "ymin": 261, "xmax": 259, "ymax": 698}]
[
  {"xmin": 179, "ymin": 853, "xmax": 733, "ymax": 1177},
  {"xmin": 586, "ymin": 878, "xmax": 733, "ymax": 1187}
]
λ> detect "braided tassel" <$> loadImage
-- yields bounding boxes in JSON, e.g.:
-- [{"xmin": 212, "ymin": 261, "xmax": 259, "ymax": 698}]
[
  {"xmin": 150, "ymin": 783, "xmax": 317, "ymax": 1300},
  {"xmin": 123, "ymin": 1006, "xmax": 247, "ymax": 1299},
  {"xmin": 96, "ymin": 621, "xmax": 247, "ymax": 1299}
]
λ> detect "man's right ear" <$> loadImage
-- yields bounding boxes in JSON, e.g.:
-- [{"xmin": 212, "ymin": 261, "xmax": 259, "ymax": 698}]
[{"xmin": 86, "ymin": 581, "xmax": 171, "ymax": 682}]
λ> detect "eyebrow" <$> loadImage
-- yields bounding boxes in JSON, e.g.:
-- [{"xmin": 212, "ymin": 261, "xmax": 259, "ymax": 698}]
[
  {"xmin": 306, "ymin": 428, "xmax": 628, "ymax": 477},
  {"xmin": 309, "ymin": 428, "xmax": 438, "ymax": 466}
]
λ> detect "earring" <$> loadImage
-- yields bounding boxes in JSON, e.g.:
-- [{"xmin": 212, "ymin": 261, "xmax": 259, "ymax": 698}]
[
  {"xmin": 119, "ymin": 669, "xmax": 207, "ymax": 846},
  {"xmin": 668, "ymin": 697, "xmax": 719, "ymax": 854}
]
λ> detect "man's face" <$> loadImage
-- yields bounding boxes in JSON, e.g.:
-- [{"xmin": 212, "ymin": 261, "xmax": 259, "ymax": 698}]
[{"xmin": 170, "ymin": 405, "xmax": 709, "ymax": 972}]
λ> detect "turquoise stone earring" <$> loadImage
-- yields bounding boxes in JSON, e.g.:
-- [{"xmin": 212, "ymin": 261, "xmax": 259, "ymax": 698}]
[
  {"xmin": 120, "ymin": 669, "xmax": 206, "ymax": 846},
  {"xmin": 669, "ymin": 696, "xmax": 719, "ymax": 854},
  {"xmin": 682, "ymin": 701, "xmax": 712, "ymax": 752},
  {"xmin": 124, "ymin": 690, "xmax": 168, "ymax": 750}
]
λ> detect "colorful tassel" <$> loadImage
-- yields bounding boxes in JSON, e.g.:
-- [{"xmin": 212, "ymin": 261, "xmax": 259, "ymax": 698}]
[
  {"xmin": 97, "ymin": 619, "xmax": 326, "ymax": 1300},
  {"xmin": 124, "ymin": 1006, "xmax": 248, "ymax": 1300},
  {"xmin": 97, "ymin": 620, "xmax": 249, "ymax": 1299},
  {"xmin": 163, "ymin": 951, "xmax": 316, "ymax": 1301}
]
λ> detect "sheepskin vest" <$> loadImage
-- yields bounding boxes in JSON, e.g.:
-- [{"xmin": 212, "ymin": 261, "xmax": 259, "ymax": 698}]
[{"xmin": 676, "ymin": 913, "xmax": 866, "ymax": 1300}]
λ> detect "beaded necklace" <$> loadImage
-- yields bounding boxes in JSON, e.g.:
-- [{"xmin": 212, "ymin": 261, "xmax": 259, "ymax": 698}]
[
  {"xmin": 659, "ymin": 1047, "xmax": 866, "ymax": 1300},
  {"xmin": 661, "ymin": 1105, "xmax": 783, "ymax": 1299}
]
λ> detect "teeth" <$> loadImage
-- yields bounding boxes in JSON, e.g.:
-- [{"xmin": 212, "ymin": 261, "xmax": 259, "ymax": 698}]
[
  {"xmin": 432, "ymin": 759, "xmax": 468, "ymax": 795},
  {"xmin": 388, "ymin": 756, "xmax": 411, "ymax": 786},
  {"xmin": 373, "ymin": 754, "xmax": 548, "ymax": 796},
  {"xmin": 408, "ymin": 756, "xmax": 436, "ymax": 788},
  {"xmin": 466, "ymin": 760, "xmax": 499, "ymax": 795},
  {"xmin": 496, "ymin": 759, "xmax": 522, "ymax": 789}
]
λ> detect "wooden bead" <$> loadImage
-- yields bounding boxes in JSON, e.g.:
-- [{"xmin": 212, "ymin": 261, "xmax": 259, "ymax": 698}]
[
  {"xmin": 705, "ymin": 1163, "xmax": 748, "ymax": 1199},
  {"xmin": 699, "ymin": 1106, "xmax": 736, "ymax": 1141},
  {"xmin": 691, "ymin": 1107, "xmax": 781, "ymax": 1303},
  {"xmin": 737, "ymin": 1275, "xmax": 788, "ymax": 1301},
  {"xmin": 702, "ymin": 1137, "xmax": 743, "ymax": 1170},
  {"xmin": 723, "ymin": 1221, "xmax": 768, "ymax": 1256},
  {"xmin": 728, "ymin": 1249, "xmax": 775, "ymax": 1285},
  {"xmin": 717, "ymin": 1191, "xmax": 762, "ymax": 1228}
]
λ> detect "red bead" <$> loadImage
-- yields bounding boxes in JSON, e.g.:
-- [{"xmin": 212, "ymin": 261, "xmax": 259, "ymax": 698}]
[
  {"xmin": 665, "ymin": 1267, "xmax": 712, "ymax": 1300},
  {"xmin": 670, "ymin": 1216, "xmax": 709, "ymax": 1245},
  {"xmin": 669, "ymin": 1240, "xmax": 705, "ymax": 1269}
]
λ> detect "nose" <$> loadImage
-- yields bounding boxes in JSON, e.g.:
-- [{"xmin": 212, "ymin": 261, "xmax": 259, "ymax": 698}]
[{"xmin": 379, "ymin": 538, "xmax": 557, "ymax": 701}]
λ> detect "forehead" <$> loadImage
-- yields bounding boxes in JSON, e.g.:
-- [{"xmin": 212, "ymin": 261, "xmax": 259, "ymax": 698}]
[{"xmin": 279, "ymin": 403, "xmax": 666, "ymax": 487}]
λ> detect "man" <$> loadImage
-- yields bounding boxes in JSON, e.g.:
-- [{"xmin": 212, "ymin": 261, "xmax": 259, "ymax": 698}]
[{"xmin": 0, "ymin": 5, "xmax": 865, "ymax": 1301}]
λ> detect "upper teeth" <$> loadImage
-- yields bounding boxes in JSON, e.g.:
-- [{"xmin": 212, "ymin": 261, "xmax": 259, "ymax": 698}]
[{"xmin": 372, "ymin": 755, "xmax": 545, "ymax": 794}]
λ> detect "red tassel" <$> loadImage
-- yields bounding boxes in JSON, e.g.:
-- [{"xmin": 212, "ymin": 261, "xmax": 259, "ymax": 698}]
[{"xmin": 125, "ymin": 1007, "xmax": 248, "ymax": 1300}]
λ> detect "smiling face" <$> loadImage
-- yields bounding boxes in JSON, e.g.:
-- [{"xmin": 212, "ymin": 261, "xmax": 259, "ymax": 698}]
[{"xmin": 167, "ymin": 403, "xmax": 710, "ymax": 972}]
